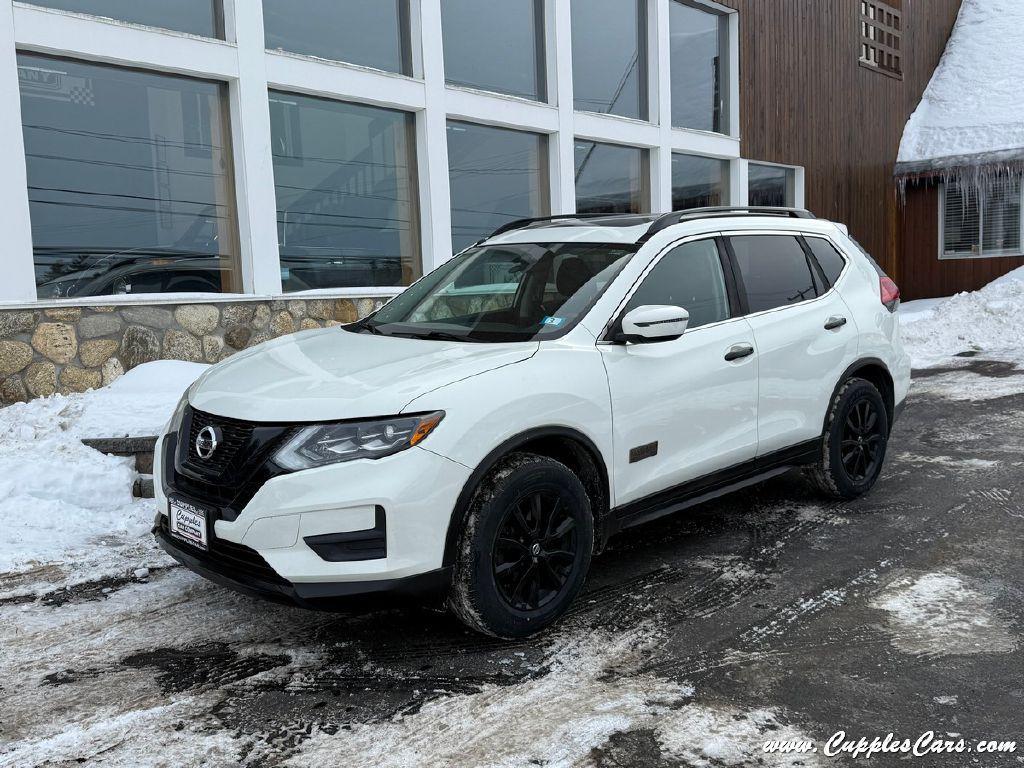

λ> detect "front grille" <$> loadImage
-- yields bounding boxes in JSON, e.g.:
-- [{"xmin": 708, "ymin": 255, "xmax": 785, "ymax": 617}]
[
  {"xmin": 159, "ymin": 516, "xmax": 288, "ymax": 586},
  {"xmin": 185, "ymin": 409, "xmax": 256, "ymax": 478}
]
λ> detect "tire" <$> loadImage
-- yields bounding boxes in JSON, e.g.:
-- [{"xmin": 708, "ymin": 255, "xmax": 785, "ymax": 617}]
[
  {"xmin": 447, "ymin": 452, "xmax": 594, "ymax": 638},
  {"xmin": 806, "ymin": 377, "xmax": 890, "ymax": 500}
]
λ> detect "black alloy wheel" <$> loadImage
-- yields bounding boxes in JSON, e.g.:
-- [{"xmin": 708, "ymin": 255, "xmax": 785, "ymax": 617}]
[
  {"xmin": 448, "ymin": 452, "xmax": 594, "ymax": 638},
  {"xmin": 840, "ymin": 397, "xmax": 886, "ymax": 482},
  {"xmin": 492, "ymin": 490, "xmax": 579, "ymax": 612}
]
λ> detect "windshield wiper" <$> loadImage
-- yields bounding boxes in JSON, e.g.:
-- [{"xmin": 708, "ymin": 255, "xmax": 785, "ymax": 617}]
[{"xmin": 390, "ymin": 330, "xmax": 473, "ymax": 343}]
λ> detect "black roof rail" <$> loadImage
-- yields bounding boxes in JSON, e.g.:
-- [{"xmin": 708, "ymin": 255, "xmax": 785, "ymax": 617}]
[
  {"xmin": 487, "ymin": 213, "xmax": 635, "ymax": 239},
  {"xmin": 639, "ymin": 206, "xmax": 815, "ymax": 243}
]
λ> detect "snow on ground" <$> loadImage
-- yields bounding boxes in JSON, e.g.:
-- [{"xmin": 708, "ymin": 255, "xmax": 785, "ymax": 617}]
[
  {"xmin": 870, "ymin": 572, "xmax": 1018, "ymax": 657},
  {"xmin": 897, "ymin": 0, "xmax": 1024, "ymax": 164},
  {"xmin": 0, "ymin": 361, "xmax": 206, "ymax": 591}
]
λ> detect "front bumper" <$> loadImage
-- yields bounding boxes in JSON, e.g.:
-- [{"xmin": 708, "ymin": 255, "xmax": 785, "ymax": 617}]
[
  {"xmin": 154, "ymin": 522, "xmax": 452, "ymax": 608},
  {"xmin": 155, "ymin": 425, "xmax": 472, "ymax": 600}
]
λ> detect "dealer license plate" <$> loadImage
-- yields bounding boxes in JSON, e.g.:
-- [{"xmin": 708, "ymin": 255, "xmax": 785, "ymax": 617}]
[{"xmin": 169, "ymin": 498, "xmax": 209, "ymax": 551}]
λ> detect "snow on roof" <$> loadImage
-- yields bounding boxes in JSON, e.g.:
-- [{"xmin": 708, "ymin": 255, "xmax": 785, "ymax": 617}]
[{"xmin": 897, "ymin": 0, "xmax": 1024, "ymax": 173}]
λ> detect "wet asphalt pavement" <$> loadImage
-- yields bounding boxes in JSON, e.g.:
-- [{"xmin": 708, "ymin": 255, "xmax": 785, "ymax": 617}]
[{"xmin": 1, "ymin": 365, "xmax": 1022, "ymax": 767}]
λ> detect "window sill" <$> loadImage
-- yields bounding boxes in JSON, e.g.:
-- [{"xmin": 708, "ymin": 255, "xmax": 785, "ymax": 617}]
[{"xmin": 939, "ymin": 251, "xmax": 1024, "ymax": 261}]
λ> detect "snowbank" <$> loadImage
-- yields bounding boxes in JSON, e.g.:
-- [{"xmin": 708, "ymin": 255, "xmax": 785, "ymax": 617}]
[
  {"xmin": 901, "ymin": 266, "xmax": 1024, "ymax": 367},
  {"xmin": 897, "ymin": 0, "xmax": 1024, "ymax": 164},
  {"xmin": 0, "ymin": 360, "xmax": 206, "ymax": 578}
]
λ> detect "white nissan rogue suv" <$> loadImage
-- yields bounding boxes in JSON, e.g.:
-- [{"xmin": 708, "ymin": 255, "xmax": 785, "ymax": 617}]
[{"xmin": 155, "ymin": 207, "xmax": 910, "ymax": 638}]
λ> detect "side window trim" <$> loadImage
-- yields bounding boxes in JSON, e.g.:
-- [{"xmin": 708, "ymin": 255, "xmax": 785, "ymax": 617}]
[
  {"xmin": 601, "ymin": 234, "xmax": 737, "ymax": 342},
  {"xmin": 797, "ymin": 236, "xmax": 830, "ymax": 293}
]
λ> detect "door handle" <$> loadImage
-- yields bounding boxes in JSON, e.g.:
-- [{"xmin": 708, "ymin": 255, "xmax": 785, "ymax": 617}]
[
  {"xmin": 824, "ymin": 316, "xmax": 848, "ymax": 330},
  {"xmin": 724, "ymin": 343, "xmax": 754, "ymax": 361}
]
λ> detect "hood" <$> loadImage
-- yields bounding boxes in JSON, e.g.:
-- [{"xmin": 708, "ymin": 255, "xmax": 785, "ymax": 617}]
[{"xmin": 189, "ymin": 327, "xmax": 537, "ymax": 422}]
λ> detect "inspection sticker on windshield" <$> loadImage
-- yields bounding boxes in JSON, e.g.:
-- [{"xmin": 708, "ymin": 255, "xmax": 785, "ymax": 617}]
[
  {"xmin": 169, "ymin": 498, "xmax": 208, "ymax": 551},
  {"xmin": 541, "ymin": 316, "xmax": 565, "ymax": 327}
]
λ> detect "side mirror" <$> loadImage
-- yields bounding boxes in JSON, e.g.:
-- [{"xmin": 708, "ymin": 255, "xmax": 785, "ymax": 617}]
[{"xmin": 620, "ymin": 305, "xmax": 689, "ymax": 343}]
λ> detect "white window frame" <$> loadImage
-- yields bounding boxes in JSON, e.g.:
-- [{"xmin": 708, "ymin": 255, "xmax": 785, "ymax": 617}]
[
  {"xmin": 0, "ymin": 0, "xmax": 743, "ymax": 307},
  {"xmin": 938, "ymin": 179, "xmax": 1024, "ymax": 260},
  {"xmin": 742, "ymin": 159, "xmax": 806, "ymax": 209}
]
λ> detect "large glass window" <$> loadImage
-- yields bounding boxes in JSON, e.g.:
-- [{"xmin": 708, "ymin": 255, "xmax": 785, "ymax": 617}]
[
  {"xmin": 23, "ymin": 0, "xmax": 221, "ymax": 38},
  {"xmin": 729, "ymin": 235, "xmax": 823, "ymax": 313},
  {"xmin": 748, "ymin": 163, "xmax": 796, "ymax": 207},
  {"xmin": 447, "ymin": 121, "xmax": 549, "ymax": 253},
  {"xmin": 269, "ymin": 92, "xmax": 420, "ymax": 290},
  {"xmin": 940, "ymin": 180, "xmax": 1022, "ymax": 259},
  {"xmin": 670, "ymin": 1, "xmax": 726, "ymax": 132},
  {"xmin": 263, "ymin": 0, "xmax": 411, "ymax": 75},
  {"xmin": 625, "ymin": 239, "xmax": 730, "ymax": 329},
  {"xmin": 19, "ymin": 54, "xmax": 239, "ymax": 299},
  {"xmin": 442, "ymin": 0, "xmax": 545, "ymax": 101},
  {"xmin": 574, "ymin": 141, "xmax": 648, "ymax": 214},
  {"xmin": 571, "ymin": 0, "xmax": 647, "ymax": 120},
  {"xmin": 672, "ymin": 153, "xmax": 729, "ymax": 210}
]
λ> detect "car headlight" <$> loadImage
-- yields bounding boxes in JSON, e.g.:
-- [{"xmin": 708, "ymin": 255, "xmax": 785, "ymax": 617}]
[{"xmin": 274, "ymin": 411, "xmax": 445, "ymax": 471}]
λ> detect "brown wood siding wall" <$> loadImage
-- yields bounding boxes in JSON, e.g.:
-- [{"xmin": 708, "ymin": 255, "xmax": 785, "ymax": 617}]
[
  {"xmin": 899, "ymin": 183, "xmax": 1024, "ymax": 299},
  {"xmin": 716, "ymin": 0, "xmax": 962, "ymax": 280}
]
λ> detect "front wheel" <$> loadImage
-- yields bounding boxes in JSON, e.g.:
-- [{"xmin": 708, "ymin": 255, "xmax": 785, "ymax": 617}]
[
  {"xmin": 448, "ymin": 453, "xmax": 594, "ymax": 638},
  {"xmin": 806, "ymin": 377, "xmax": 890, "ymax": 499}
]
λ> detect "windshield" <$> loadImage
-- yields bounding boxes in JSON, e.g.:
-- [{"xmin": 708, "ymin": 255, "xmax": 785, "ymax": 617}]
[{"xmin": 354, "ymin": 242, "xmax": 636, "ymax": 342}]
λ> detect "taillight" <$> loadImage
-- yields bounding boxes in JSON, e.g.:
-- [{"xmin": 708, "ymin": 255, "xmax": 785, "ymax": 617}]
[{"xmin": 880, "ymin": 276, "xmax": 900, "ymax": 312}]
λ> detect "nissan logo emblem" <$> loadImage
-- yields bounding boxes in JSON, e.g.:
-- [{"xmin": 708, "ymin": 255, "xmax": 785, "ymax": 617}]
[{"xmin": 195, "ymin": 425, "xmax": 221, "ymax": 460}]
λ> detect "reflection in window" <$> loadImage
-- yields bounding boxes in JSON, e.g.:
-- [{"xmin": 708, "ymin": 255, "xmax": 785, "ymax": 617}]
[
  {"xmin": 941, "ymin": 180, "xmax": 1021, "ymax": 258},
  {"xmin": 625, "ymin": 239, "xmax": 730, "ymax": 329},
  {"xmin": 670, "ymin": 1, "xmax": 725, "ymax": 132},
  {"xmin": 23, "ymin": 0, "xmax": 221, "ymax": 38},
  {"xmin": 574, "ymin": 141, "xmax": 648, "ymax": 214},
  {"xmin": 571, "ymin": 0, "xmax": 647, "ymax": 119},
  {"xmin": 19, "ymin": 54, "xmax": 239, "ymax": 299},
  {"xmin": 729, "ymin": 235, "xmax": 822, "ymax": 313},
  {"xmin": 442, "ymin": 0, "xmax": 545, "ymax": 101},
  {"xmin": 447, "ymin": 121, "xmax": 549, "ymax": 253},
  {"xmin": 269, "ymin": 92, "xmax": 419, "ymax": 290},
  {"xmin": 672, "ymin": 153, "xmax": 729, "ymax": 210},
  {"xmin": 263, "ymin": 0, "xmax": 411, "ymax": 75},
  {"xmin": 748, "ymin": 163, "xmax": 795, "ymax": 207}
]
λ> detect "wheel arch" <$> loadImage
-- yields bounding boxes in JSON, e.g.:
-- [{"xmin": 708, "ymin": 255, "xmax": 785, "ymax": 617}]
[
  {"xmin": 441, "ymin": 426, "xmax": 612, "ymax": 567},
  {"xmin": 829, "ymin": 358, "xmax": 896, "ymax": 433}
]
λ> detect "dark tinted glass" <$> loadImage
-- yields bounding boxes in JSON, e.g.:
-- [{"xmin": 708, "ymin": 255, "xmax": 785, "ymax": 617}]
[
  {"xmin": 24, "ymin": 0, "xmax": 220, "ymax": 37},
  {"xmin": 574, "ymin": 141, "xmax": 648, "ymax": 214},
  {"xmin": 269, "ymin": 92, "xmax": 419, "ymax": 290},
  {"xmin": 625, "ymin": 239, "xmax": 729, "ymax": 329},
  {"xmin": 447, "ymin": 121, "xmax": 549, "ymax": 252},
  {"xmin": 264, "ymin": 0, "xmax": 410, "ymax": 75},
  {"xmin": 19, "ymin": 54, "xmax": 239, "ymax": 299},
  {"xmin": 571, "ymin": 0, "xmax": 647, "ymax": 119},
  {"xmin": 729, "ymin": 235, "xmax": 820, "ymax": 313},
  {"xmin": 442, "ymin": 0, "xmax": 545, "ymax": 101},
  {"xmin": 670, "ymin": 1, "xmax": 724, "ymax": 132},
  {"xmin": 805, "ymin": 237, "xmax": 847, "ymax": 287},
  {"xmin": 672, "ymin": 153, "xmax": 728, "ymax": 210},
  {"xmin": 748, "ymin": 163, "xmax": 793, "ymax": 207}
]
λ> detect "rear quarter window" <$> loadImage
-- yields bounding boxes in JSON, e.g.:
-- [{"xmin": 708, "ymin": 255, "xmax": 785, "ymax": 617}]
[{"xmin": 804, "ymin": 237, "xmax": 848, "ymax": 287}]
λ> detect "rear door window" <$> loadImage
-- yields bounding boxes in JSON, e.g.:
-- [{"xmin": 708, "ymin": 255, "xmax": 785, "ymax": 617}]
[
  {"xmin": 623, "ymin": 239, "xmax": 731, "ymax": 329},
  {"xmin": 728, "ymin": 235, "xmax": 821, "ymax": 313},
  {"xmin": 804, "ymin": 236, "xmax": 847, "ymax": 287}
]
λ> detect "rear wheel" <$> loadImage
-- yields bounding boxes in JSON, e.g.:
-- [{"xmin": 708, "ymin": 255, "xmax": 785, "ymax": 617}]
[
  {"xmin": 448, "ymin": 453, "xmax": 593, "ymax": 638},
  {"xmin": 807, "ymin": 377, "xmax": 890, "ymax": 499}
]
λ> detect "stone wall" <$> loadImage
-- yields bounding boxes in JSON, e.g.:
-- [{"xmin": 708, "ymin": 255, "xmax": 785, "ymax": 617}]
[{"xmin": 0, "ymin": 297, "xmax": 386, "ymax": 405}]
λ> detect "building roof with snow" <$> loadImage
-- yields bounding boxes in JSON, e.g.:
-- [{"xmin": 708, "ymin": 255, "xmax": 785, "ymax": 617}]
[{"xmin": 896, "ymin": 0, "xmax": 1024, "ymax": 179}]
